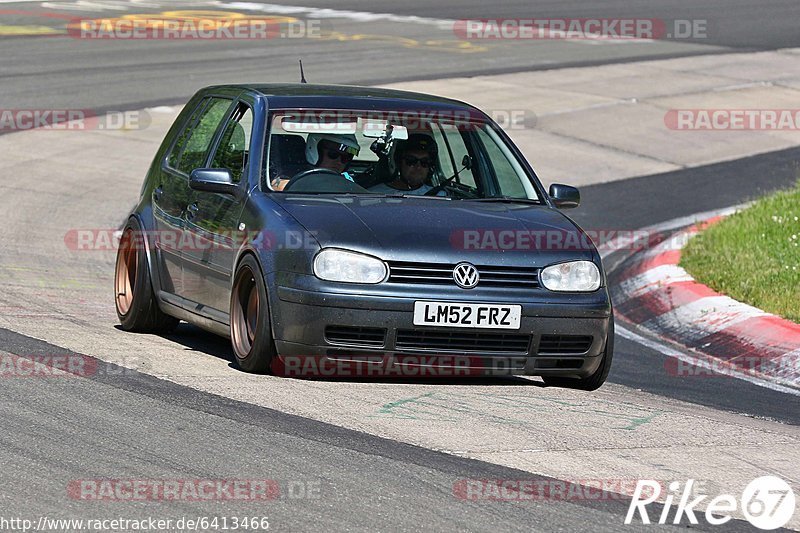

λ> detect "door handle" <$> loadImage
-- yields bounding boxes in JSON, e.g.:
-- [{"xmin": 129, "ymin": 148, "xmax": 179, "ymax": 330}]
[{"xmin": 186, "ymin": 203, "xmax": 199, "ymax": 219}]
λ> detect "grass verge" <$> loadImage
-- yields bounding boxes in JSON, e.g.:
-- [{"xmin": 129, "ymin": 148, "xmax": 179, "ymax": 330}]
[{"xmin": 680, "ymin": 183, "xmax": 800, "ymax": 323}]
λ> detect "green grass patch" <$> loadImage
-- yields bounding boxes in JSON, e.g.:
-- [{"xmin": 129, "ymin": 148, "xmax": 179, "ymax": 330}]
[{"xmin": 680, "ymin": 183, "xmax": 800, "ymax": 323}]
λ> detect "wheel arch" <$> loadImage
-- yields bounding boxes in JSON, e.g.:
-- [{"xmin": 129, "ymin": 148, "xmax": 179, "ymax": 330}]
[
  {"xmin": 126, "ymin": 211, "xmax": 171, "ymax": 316},
  {"xmin": 232, "ymin": 246, "xmax": 279, "ymax": 343}
]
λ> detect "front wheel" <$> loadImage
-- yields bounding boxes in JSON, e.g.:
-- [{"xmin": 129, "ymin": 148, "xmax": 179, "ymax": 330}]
[
  {"xmin": 230, "ymin": 255, "xmax": 276, "ymax": 373},
  {"xmin": 114, "ymin": 220, "xmax": 179, "ymax": 333},
  {"xmin": 542, "ymin": 317, "xmax": 614, "ymax": 391}
]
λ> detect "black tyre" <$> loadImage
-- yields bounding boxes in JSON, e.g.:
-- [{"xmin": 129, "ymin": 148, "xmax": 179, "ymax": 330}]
[
  {"xmin": 543, "ymin": 317, "xmax": 614, "ymax": 391},
  {"xmin": 230, "ymin": 255, "xmax": 276, "ymax": 373},
  {"xmin": 114, "ymin": 219, "xmax": 180, "ymax": 333}
]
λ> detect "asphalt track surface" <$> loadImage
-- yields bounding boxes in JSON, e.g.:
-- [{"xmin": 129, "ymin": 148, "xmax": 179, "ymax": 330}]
[
  {"xmin": 1, "ymin": 1, "xmax": 800, "ymax": 531},
  {"xmin": 0, "ymin": 331, "xmax": 773, "ymax": 533},
  {"xmin": 1, "ymin": 0, "xmax": 798, "ymax": 113},
  {"xmin": 236, "ymin": 0, "xmax": 800, "ymax": 50}
]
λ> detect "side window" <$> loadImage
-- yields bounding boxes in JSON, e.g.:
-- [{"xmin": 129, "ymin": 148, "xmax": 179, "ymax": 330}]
[
  {"xmin": 476, "ymin": 127, "xmax": 530, "ymax": 198},
  {"xmin": 169, "ymin": 97, "xmax": 231, "ymax": 175},
  {"xmin": 478, "ymin": 126, "xmax": 538, "ymax": 199},
  {"xmin": 428, "ymin": 125, "xmax": 452, "ymax": 180},
  {"xmin": 211, "ymin": 103, "xmax": 253, "ymax": 183},
  {"xmin": 167, "ymin": 100, "xmax": 207, "ymax": 170},
  {"xmin": 430, "ymin": 123, "xmax": 477, "ymax": 189}
]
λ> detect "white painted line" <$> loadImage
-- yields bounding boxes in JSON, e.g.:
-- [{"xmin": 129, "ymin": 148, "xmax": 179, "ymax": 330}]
[
  {"xmin": 39, "ymin": 0, "xmax": 145, "ymax": 9},
  {"xmin": 147, "ymin": 106, "xmax": 177, "ymax": 113},
  {"xmin": 617, "ymin": 324, "xmax": 800, "ymax": 396},
  {"xmin": 38, "ymin": 1, "xmax": 219, "ymax": 11},
  {"xmin": 220, "ymin": 2, "xmax": 457, "ymax": 29}
]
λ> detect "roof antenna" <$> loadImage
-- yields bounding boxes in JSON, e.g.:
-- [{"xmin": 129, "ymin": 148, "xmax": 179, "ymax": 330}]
[{"xmin": 299, "ymin": 59, "xmax": 307, "ymax": 84}]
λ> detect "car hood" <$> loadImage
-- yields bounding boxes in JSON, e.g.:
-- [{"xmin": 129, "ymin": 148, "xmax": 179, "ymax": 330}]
[{"xmin": 271, "ymin": 195, "xmax": 596, "ymax": 267}]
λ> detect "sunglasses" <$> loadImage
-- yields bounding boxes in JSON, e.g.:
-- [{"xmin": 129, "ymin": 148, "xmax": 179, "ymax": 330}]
[
  {"xmin": 402, "ymin": 156, "xmax": 432, "ymax": 168},
  {"xmin": 320, "ymin": 141, "xmax": 359, "ymax": 164},
  {"xmin": 325, "ymin": 150, "xmax": 355, "ymax": 163}
]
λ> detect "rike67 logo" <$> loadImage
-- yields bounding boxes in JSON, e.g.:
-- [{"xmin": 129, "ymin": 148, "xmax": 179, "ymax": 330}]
[{"xmin": 625, "ymin": 477, "xmax": 795, "ymax": 530}]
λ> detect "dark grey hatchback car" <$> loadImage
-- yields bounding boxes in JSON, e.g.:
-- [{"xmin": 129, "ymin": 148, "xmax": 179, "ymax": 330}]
[{"xmin": 115, "ymin": 83, "xmax": 613, "ymax": 389}]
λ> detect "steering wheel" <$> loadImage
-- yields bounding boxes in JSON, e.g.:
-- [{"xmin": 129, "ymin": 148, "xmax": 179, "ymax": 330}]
[
  {"xmin": 282, "ymin": 168, "xmax": 342, "ymax": 192},
  {"xmin": 424, "ymin": 183, "xmax": 446, "ymax": 196}
]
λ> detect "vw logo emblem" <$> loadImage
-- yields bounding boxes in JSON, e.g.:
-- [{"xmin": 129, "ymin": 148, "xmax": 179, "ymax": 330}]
[{"xmin": 453, "ymin": 262, "xmax": 479, "ymax": 289}]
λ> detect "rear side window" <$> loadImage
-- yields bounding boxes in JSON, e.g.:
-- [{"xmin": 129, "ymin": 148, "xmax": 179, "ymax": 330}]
[{"xmin": 168, "ymin": 97, "xmax": 231, "ymax": 174}]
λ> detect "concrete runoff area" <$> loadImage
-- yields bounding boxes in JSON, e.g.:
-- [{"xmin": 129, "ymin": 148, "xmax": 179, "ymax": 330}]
[{"xmin": 1, "ymin": 51, "xmax": 799, "ymax": 528}]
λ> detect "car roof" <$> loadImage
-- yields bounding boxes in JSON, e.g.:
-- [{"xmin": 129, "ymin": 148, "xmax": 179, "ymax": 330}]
[{"xmin": 203, "ymin": 83, "xmax": 484, "ymax": 113}]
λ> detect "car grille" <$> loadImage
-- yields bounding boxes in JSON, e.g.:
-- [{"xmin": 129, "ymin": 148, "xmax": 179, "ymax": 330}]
[
  {"xmin": 395, "ymin": 329, "xmax": 531, "ymax": 354},
  {"xmin": 324, "ymin": 326, "xmax": 386, "ymax": 348},
  {"xmin": 386, "ymin": 261, "xmax": 539, "ymax": 288},
  {"xmin": 537, "ymin": 335, "xmax": 593, "ymax": 355}
]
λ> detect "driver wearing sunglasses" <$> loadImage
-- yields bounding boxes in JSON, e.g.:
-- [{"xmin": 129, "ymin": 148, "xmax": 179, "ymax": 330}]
[
  {"xmin": 271, "ymin": 133, "xmax": 360, "ymax": 191},
  {"xmin": 369, "ymin": 133, "xmax": 441, "ymax": 196}
]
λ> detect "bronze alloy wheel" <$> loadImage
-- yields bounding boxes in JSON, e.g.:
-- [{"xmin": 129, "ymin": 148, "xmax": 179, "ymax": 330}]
[
  {"xmin": 229, "ymin": 255, "xmax": 275, "ymax": 373},
  {"xmin": 114, "ymin": 220, "xmax": 179, "ymax": 333},
  {"xmin": 115, "ymin": 228, "xmax": 138, "ymax": 317},
  {"xmin": 231, "ymin": 265, "xmax": 260, "ymax": 358}
]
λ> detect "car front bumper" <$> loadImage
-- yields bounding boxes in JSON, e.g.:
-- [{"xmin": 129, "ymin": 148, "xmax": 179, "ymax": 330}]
[{"xmin": 269, "ymin": 272, "xmax": 612, "ymax": 378}]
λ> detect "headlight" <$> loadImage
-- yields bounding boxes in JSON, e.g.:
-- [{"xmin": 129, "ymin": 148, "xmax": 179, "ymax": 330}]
[
  {"xmin": 313, "ymin": 249, "xmax": 387, "ymax": 284},
  {"xmin": 540, "ymin": 261, "xmax": 601, "ymax": 292}
]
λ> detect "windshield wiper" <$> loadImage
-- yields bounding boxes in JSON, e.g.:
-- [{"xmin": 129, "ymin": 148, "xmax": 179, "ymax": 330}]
[
  {"xmin": 466, "ymin": 196, "xmax": 542, "ymax": 205},
  {"xmin": 377, "ymin": 193, "xmax": 451, "ymax": 200}
]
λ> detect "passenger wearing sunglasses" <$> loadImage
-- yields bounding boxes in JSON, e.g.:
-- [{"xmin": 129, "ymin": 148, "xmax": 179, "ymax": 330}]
[
  {"xmin": 271, "ymin": 133, "xmax": 360, "ymax": 191},
  {"xmin": 369, "ymin": 134, "xmax": 443, "ymax": 196}
]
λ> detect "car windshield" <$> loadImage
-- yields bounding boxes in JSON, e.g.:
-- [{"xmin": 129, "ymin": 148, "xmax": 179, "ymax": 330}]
[{"xmin": 265, "ymin": 110, "xmax": 543, "ymax": 202}]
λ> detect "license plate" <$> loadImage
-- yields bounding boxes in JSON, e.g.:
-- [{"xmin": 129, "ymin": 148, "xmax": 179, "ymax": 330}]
[{"xmin": 413, "ymin": 301, "xmax": 521, "ymax": 329}]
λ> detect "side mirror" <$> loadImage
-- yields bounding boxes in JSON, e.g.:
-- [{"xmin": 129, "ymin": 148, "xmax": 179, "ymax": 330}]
[
  {"xmin": 549, "ymin": 183, "xmax": 580, "ymax": 209},
  {"xmin": 189, "ymin": 169, "xmax": 238, "ymax": 196}
]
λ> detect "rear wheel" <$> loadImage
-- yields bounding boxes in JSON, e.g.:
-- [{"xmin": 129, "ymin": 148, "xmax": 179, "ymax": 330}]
[
  {"xmin": 230, "ymin": 255, "xmax": 275, "ymax": 373},
  {"xmin": 114, "ymin": 220, "xmax": 179, "ymax": 333},
  {"xmin": 542, "ymin": 317, "xmax": 614, "ymax": 391}
]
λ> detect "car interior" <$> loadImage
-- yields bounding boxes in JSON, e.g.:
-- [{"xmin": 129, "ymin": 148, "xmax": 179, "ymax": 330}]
[
  {"xmin": 260, "ymin": 113, "xmax": 540, "ymax": 201},
  {"xmin": 265, "ymin": 130, "xmax": 446, "ymax": 193}
]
